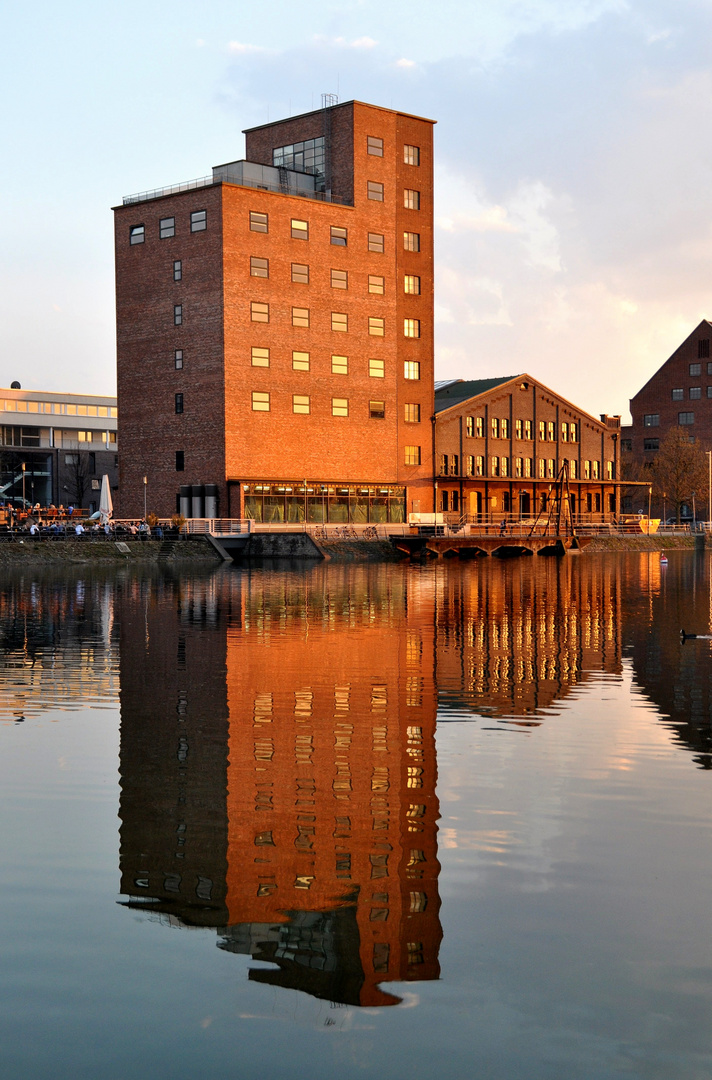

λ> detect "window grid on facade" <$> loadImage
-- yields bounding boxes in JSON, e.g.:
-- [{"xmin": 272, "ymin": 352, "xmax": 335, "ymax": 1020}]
[
  {"xmin": 404, "ymin": 319, "xmax": 420, "ymax": 338},
  {"xmin": 292, "ymin": 307, "xmax": 309, "ymax": 327},
  {"xmin": 679, "ymin": 411, "xmax": 695, "ymax": 425},
  {"xmin": 690, "ymin": 362, "xmax": 702, "ymax": 376},
  {"xmin": 403, "ymin": 189, "xmax": 421, "ymax": 210},
  {"xmin": 644, "ymin": 414, "xmax": 659, "ymax": 427},
  {"xmin": 404, "ymin": 145, "xmax": 420, "ymax": 166},
  {"xmin": 332, "ymin": 398, "xmax": 349, "ymax": 416},
  {"xmin": 368, "ymin": 233, "xmax": 385, "ymax": 253},
  {"xmin": 672, "ymin": 388, "xmax": 683, "ymax": 400},
  {"xmin": 369, "ymin": 275, "xmax": 385, "ymax": 294},
  {"xmin": 404, "ymin": 361, "xmax": 420, "ymax": 380},
  {"xmin": 476, "ymin": 417, "xmax": 484, "ymax": 438},
  {"xmin": 190, "ymin": 210, "xmax": 207, "ymax": 232},
  {"xmin": 332, "ymin": 355, "xmax": 348, "ymax": 375},
  {"xmin": 404, "ymin": 274, "xmax": 421, "ymax": 295},
  {"xmin": 173, "ymin": 304, "xmax": 182, "ymax": 325},
  {"xmin": 174, "ymin": 350, "xmax": 183, "ymax": 370},
  {"xmin": 252, "ymin": 392, "xmax": 270, "ymax": 412},
  {"xmin": 292, "ymin": 351, "xmax": 310, "ymax": 371},
  {"xmin": 368, "ymin": 181, "xmax": 384, "ymax": 201},
  {"xmin": 466, "ymin": 455, "xmax": 475, "ymax": 476},
  {"xmin": 173, "ymin": 260, "xmax": 182, "ymax": 282},
  {"xmin": 367, "ymin": 135, "xmax": 384, "ymax": 156},
  {"xmin": 369, "ymin": 317, "xmax": 385, "ymax": 337},
  {"xmin": 405, "ymin": 445, "xmax": 421, "ymax": 465},
  {"xmin": 250, "ymin": 256, "xmax": 269, "ymax": 278},
  {"xmin": 491, "ymin": 456, "xmax": 500, "ymax": 477},
  {"xmin": 251, "ymin": 347, "xmax": 269, "ymax": 367},
  {"xmin": 570, "ymin": 460, "xmax": 577, "ymax": 478},
  {"xmin": 175, "ymin": 393, "xmax": 183, "ymax": 414},
  {"xmin": 331, "ymin": 269, "xmax": 348, "ymax": 289},
  {"xmin": 291, "ymin": 219, "xmax": 309, "ymax": 240},
  {"xmin": 332, "ymin": 312, "xmax": 348, "ymax": 332},
  {"xmin": 369, "ymin": 358, "xmax": 385, "ymax": 378},
  {"xmin": 250, "ymin": 211, "xmax": 268, "ymax": 233},
  {"xmin": 293, "ymin": 395, "xmax": 310, "ymax": 414},
  {"xmin": 501, "ymin": 418, "xmax": 509, "ymax": 438},
  {"xmin": 160, "ymin": 217, "xmax": 175, "ymax": 239},
  {"xmin": 129, "ymin": 224, "xmax": 144, "ymax": 244},
  {"xmin": 690, "ymin": 386, "xmax": 702, "ymax": 399},
  {"xmin": 466, "ymin": 416, "xmax": 474, "ymax": 437},
  {"xmin": 403, "ymin": 232, "xmax": 420, "ymax": 252},
  {"xmin": 405, "ymin": 403, "xmax": 420, "ymax": 423},
  {"xmin": 476, "ymin": 455, "xmax": 484, "ymax": 476},
  {"xmin": 292, "ymin": 263, "xmax": 309, "ymax": 284},
  {"xmin": 251, "ymin": 301, "xmax": 269, "ymax": 323}
]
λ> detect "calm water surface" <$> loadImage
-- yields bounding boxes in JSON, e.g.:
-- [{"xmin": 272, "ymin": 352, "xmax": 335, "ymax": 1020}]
[{"xmin": 1, "ymin": 554, "xmax": 712, "ymax": 1079}]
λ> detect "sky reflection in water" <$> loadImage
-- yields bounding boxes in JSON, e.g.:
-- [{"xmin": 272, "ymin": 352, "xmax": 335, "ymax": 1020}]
[{"xmin": 0, "ymin": 554, "xmax": 711, "ymax": 1079}]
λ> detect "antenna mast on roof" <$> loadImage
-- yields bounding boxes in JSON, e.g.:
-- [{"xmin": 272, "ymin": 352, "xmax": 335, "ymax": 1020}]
[{"xmin": 321, "ymin": 93, "xmax": 338, "ymax": 108}]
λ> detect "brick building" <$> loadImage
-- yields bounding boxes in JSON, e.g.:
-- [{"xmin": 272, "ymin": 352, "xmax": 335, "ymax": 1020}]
[
  {"xmin": 114, "ymin": 100, "xmax": 435, "ymax": 522},
  {"xmin": 434, "ymin": 375, "xmax": 622, "ymax": 520},
  {"xmin": 621, "ymin": 320, "xmax": 712, "ymax": 488}
]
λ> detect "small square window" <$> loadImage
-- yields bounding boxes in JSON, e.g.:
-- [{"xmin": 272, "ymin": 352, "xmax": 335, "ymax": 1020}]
[
  {"xmin": 250, "ymin": 211, "xmax": 268, "ymax": 233},
  {"xmin": 368, "ymin": 181, "xmax": 384, "ymax": 201},
  {"xmin": 404, "ymin": 189, "xmax": 420, "ymax": 210},
  {"xmin": 404, "ymin": 275, "xmax": 420, "ymax": 295},
  {"xmin": 369, "ymin": 317, "xmax": 385, "ymax": 337},
  {"xmin": 129, "ymin": 224, "xmax": 145, "ymax": 245},
  {"xmin": 160, "ymin": 217, "xmax": 175, "ymax": 239},
  {"xmin": 369, "ymin": 275, "xmax": 385, "ymax": 294},
  {"xmin": 190, "ymin": 210, "xmax": 207, "ymax": 232},
  {"xmin": 708, "ymin": 362, "xmax": 712, "ymax": 376},
  {"xmin": 330, "ymin": 226, "xmax": 347, "ymax": 246},
  {"xmin": 369, "ymin": 358, "xmax": 385, "ymax": 378},
  {"xmin": 332, "ymin": 355, "xmax": 348, "ymax": 375},
  {"xmin": 250, "ymin": 256, "xmax": 269, "ymax": 278},
  {"xmin": 175, "ymin": 450, "xmax": 185, "ymax": 471},
  {"xmin": 370, "ymin": 400, "xmax": 385, "ymax": 419},
  {"xmin": 292, "ymin": 263, "xmax": 309, "ymax": 284},
  {"xmin": 173, "ymin": 304, "xmax": 182, "ymax": 325},
  {"xmin": 367, "ymin": 136, "xmax": 384, "ymax": 157},
  {"xmin": 293, "ymin": 394, "xmax": 310, "ymax": 414},
  {"xmin": 707, "ymin": 386, "xmax": 712, "ymax": 398},
  {"xmin": 368, "ymin": 233, "xmax": 384, "ymax": 253},
  {"xmin": 173, "ymin": 260, "xmax": 182, "ymax": 281},
  {"xmin": 679, "ymin": 411, "xmax": 695, "ymax": 425},
  {"xmin": 292, "ymin": 351, "xmax": 310, "ymax": 371},
  {"xmin": 291, "ymin": 218, "xmax": 309, "ymax": 240},
  {"xmin": 405, "ymin": 445, "xmax": 421, "ymax": 465},
  {"xmin": 643, "ymin": 414, "xmax": 659, "ymax": 427},
  {"xmin": 331, "ymin": 269, "xmax": 348, "ymax": 289},
  {"xmin": 292, "ymin": 307, "xmax": 310, "ymax": 327},
  {"xmin": 405, "ymin": 403, "xmax": 420, "ymax": 423},
  {"xmin": 251, "ymin": 347, "xmax": 269, "ymax": 367},
  {"xmin": 690, "ymin": 362, "xmax": 702, "ymax": 376},
  {"xmin": 404, "ymin": 361, "xmax": 420, "ymax": 380},
  {"xmin": 175, "ymin": 393, "xmax": 184, "ymax": 414},
  {"xmin": 404, "ymin": 145, "xmax": 420, "ymax": 166},
  {"xmin": 404, "ymin": 232, "xmax": 420, "ymax": 252},
  {"xmin": 404, "ymin": 318, "xmax": 420, "ymax": 338},
  {"xmin": 174, "ymin": 349, "xmax": 183, "ymax": 370},
  {"xmin": 332, "ymin": 312, "xmax": 348, "ymax": 332},
  {"xmin": 251, "ymin": 301, "xmax": 269, "ymax": 323},
  {"xmin": 690, "ymin": 386, "xmax": 702, "ymax": 399},
  {"xmin": 332, "ymin": 397, "xmax": 349, "ymax": 416},
  {"xmin": 252, "ymin": 391, "xmax": 270, "ymax": 412}
]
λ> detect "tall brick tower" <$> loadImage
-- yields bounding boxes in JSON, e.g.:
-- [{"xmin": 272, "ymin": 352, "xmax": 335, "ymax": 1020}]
[{"xmin": 114, "ymin": 100, "xmax": 435, "ymax": 522}]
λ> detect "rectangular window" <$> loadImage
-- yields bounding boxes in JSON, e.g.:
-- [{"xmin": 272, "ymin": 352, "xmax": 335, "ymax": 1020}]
[
  {"xmin": 515, "ymin": 457, "xmax": 523, "ymax": 477},
  {"xmin": 190, "ymin": 210, "xmax": 207, "ymax": 232},
  {"xmin": 292, "ymin": 351, "xmax": 310, "ymax": 371},
  {"xmin": 331, "ymin": 269, "xmax": 348, "ymax": 289},
  {"xmin": 369, "ymin": 317, "xmax": 385, "ymax": 336},
  {"xmin": 250, "ymin": 211, "xmax": 268, "ymax": 233},
  {"xmin": 708, "ymin": 386, "xmax": 712, "ymax": 398},
  {"xmin": 672, "ymin": 388, "xmax": 683, "ymax": 400},
  {"xmin": 466, "ymin": 455, "xmax": 475, "ymax": 476},
  {"xmin": 404, "ymin": 231, "xmax": 420, "ymax": 252},
  {"xmin": 547, "ymin": 459, "xmax": 555, "ymax": 478},
  {"xmin": 370, "ymin": 400, "xmax": 385, "ymax": 419},
  {"xmin": 547, "ymin": 421, "xmax": 556, "ymax": 441},
  {"xmin": 77, "ymin": 431, "xmax": 93, "ymax": 442},
  {"xmin": 160, "ymin": 217, "xmax": 175, "ymax": 239},
  {"xmin": 690, "ymin": 386, "xmax": 702, "ymax": 399},
  {"xmin": 501, "ymin": 457, "xmax": 509, "ymax": 477},
  {"xmin": 476, "ymin": 417, "xmax": 484, "ymax": 438},
  {"xmin": 404, "ymin": 275, "xmax": 421, "ymax": 295},
  {"xmin": 466, "ymin": 416, "xmax": 474, "ymax": 437},
  {"xmin": 621, "ymin": 438, "xmax": 632, "ymax": 451},
  {"xmin": 515, "ymin": 419, "xmax": 522, "ymax": 440},
  {"xmin": 332, "ymin": 355, "xmax": 348, "ymax": 375},
  {"xmin": 690, "ymin": 362, "xmax": 702, "ymax": 376},
  {"xmin": 570, "ymin": 460, "xmax": 577, "ymax": 479},
  {"xmin": 592, "ymin": 460, "xmax": 600, "ymax": 479},
  {"xmin": 369, "ymin": 275, "xmax": 385, "ymax": 294},
  {"xmin": 250, "ymin": 256, "xmax": 269, "ymax": 278},
  {"xmin": 679, "ymin": 411, "xmax": 695, "ymax": 425},
  {"xmin": 404, "ymin": 144, "xmax": 420, "ymax": 166},
  {"xmin": 538, "ymin": 458, "xmax": 546, "ymax": 478},
  {"xmin": 404, "ymin": 318, "xmax": 420, "ymax": 338},
  {"xmin": 491, "ymin": 417, "xmax": 500, "ymax": 439},
  {"xmin": 607, "ymin": 460, "xmax": 614, "ymax": 479},
  {"xmin": 251, "ymin": 301, "xmax": 269, "ymax": 323},
  {"xmin": 539, "ymin": 420, "xmax": 546, "ymax": 441},
  {"xmin": 404, "ymin": 189, "xmax": 420, "ymax": 210},
  {"xmin": 699, "ymin": 340, "xmax": 710, "ymax": 359},
  {"xmin": 173, "ymin": 260, "xmax": 182, "ymax": 281},
  {"xmin": 174, "ymin": 349, "xmax": 183, "ymax": 370},
  {"xmin": 644, "ymin": 438, "xmax": 660, "ymax": 451},
  {"xmin": 332, "ymin": 398, "xmax": 349, "ymax": 417},
  {"xmin": 404, "ymin": 361, "xmax": 420, "ymax": 380},
  {"xmin": 569, "ymin": 422, "xmax": 577, "ymax": 442},
  {"xmin": 368, "ymin": 233, "xmax": 384, "ymax": 253},
  {"xmin": 330, "ymin": 226, "xmax": 347, "ymax": 246},
  {"xmin": 501, "ymin": 418, "xmax": 509, "ymax": 438},
  {"xmin": 523, "ymin": 457, "xmax": 532, "ymax": 478},
  {"xmin": 525, "ymin": 419, "xmax": 533, "ymax": 440},
  {"xmin": 293, "ymin": 395, "xmax": 310, "ymax": 414},
  {"xmin": 368, "ymin": 181, "xmax": 384, "ymax": 201},
  {"xmin": 173, "ymin": 304, "xmax": 182, "ymax": 325},
  {"xmin": 292, "ymin": 307, "xmax": 309, "ymax": 327},
  {"xmin": 561, "ymin": 422, "xmax": 568, "ymax": 442},
  {"xmin": 476, "ymin": 455, "xmax": 484, "ymax": 476},
  {"xmin": 584, "ymin": 460, "xmax": 591, "ymax": 479},
  {"xmin": 439, "ymin": 454, "xmax": 448, "ymax": 476},
  {"xmin": 405, "ymin": 403, "xmax": 421, "ymax": 423},
  {"xmin": 251, "ymin": 347, "xmax": 269, "ymax": 367},
  {"xmin": 252, "ymin": 391, "xmax": 270, "ymax": 412},
  {"xmin": 291, "ymin": 219, "xmax": 309, "ymax": 240},
  {"xmin": 175, "ymin": 393, "xmax": 183, "ymax": 414},
  {"xmin": 292, "ymin": 262, "xmax": 309, "ymax": 284},
  {"xmin": 491, "ymin": 456, "xmax": 500, "ymax": 477},
  {"xmin": 332, "ymin": 312, "xmax": 348, "ymax": 332},
  {"xmin": 708, "ymin": 362, "xmax": 712, "ymax": 375},
  {"xmin": 369, "ymin": 358, "xmax": 385, "ymax": 378},
  {"xmin": 405, "ymin": 445, "xmax": 421, "ymax": 465},
  {"xmin": 644, "ymin": 414, "xmax": 659, "ymax": 427},
  {"xmin": 175, "ymin": 450, "xmax": 184, "ymax": 471},
  {"xmin": 129, "ymin": 224, "xmax": 144, "ymax": 245},
  {"xmin": 367, "ymin": 135, "xmax": 384, "ymax": 156}
]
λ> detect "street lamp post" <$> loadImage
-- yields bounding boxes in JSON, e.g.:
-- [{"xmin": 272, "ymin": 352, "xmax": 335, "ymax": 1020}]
[
  {"xmin": 21, "ymin": 462, "xmax": 26, "ymax": 509},
  {"xmin": 143, "ymin": 475, "xmax": 147, "ymax": 519}
]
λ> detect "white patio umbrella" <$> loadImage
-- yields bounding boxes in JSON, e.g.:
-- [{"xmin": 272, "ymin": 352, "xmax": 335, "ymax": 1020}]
[{"xmin": 99, "ymin": 474, "xmax": 113, "ymax": 525}]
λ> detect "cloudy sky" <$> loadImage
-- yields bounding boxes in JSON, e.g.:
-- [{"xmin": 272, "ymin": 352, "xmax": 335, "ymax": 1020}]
[{"xmin": 3, "ymin": 0, "xmax": 712, "ymax": 419}]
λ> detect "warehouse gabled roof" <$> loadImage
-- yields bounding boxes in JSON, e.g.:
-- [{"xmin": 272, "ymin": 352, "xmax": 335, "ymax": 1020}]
[{"xmin": 434, "ymin": 376, "xmax": 521, "ymax": 413}]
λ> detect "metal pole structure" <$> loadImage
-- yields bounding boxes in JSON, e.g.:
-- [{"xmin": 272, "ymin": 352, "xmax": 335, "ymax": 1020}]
[
  {"xmin": 21, "ymin": 462, "xmax": 26, "ymax": 509},
  {"xmin": 143, "ymin": 475, "xmax": 147, "ymax": 519},
  {"xmin": 304, "ymin": 478, "xmax": 307, "ymax": 530},
  {"xmin": 648, "ymin": 485, "xmax": 652, "ymax": 535},
  {"xmin": 707, "ymin": 451, "xmax": 712, "ymax": 530}
]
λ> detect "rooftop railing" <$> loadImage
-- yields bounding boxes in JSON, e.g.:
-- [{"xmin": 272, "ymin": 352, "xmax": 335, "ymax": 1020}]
[{"xmin": 123, "ymin": 175, "xmax": 351, "ymax": 206}]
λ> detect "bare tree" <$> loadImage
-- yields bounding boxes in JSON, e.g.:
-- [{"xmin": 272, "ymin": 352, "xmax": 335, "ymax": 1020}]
[
  {"xmin": 64, "ymin": 454, "xmax": 92, "ymax": 508},
  {"xmin": 653, "ymin": 427, "xmax": 708, "ymax": 523}
]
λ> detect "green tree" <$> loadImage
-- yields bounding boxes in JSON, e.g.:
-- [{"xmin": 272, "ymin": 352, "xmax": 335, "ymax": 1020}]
[{"xmin": 653, "ymin": 427, "xmax": 708, "ymax": 523}]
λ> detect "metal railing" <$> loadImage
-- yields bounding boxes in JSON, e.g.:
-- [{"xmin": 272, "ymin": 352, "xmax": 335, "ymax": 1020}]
[
  {"xmin": 123, "ymin": 175, "xmax": 351, "ymax": 207},
  {"xmin": 182, "ymin": 519, "xmax": 253, "ymax": 535}
]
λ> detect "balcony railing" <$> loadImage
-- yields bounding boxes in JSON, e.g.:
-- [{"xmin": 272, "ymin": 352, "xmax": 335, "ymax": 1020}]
[{"xmin": 123, "ymin": 174, "xmax": 351, "ymax": 207}]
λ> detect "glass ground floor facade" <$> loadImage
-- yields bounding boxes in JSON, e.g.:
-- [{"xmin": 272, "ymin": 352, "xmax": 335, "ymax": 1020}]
[
  {"xmin": 242, "ymin": 481, "xmax": 406, "ymax": 524},
  {"xmin": 0, "ymin": 451, "xmax": 52, "ymax": 508}
]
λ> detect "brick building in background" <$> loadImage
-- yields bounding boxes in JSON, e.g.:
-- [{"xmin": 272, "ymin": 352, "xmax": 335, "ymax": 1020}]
[{"xmin": 114, "ymin": 100, "xmax": 435, "ymax": 522}]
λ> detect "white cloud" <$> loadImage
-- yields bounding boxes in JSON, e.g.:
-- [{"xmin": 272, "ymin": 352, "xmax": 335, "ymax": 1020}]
[
  {"xmin": 396, "ymin": 57, "xmax": 416, "ymax": 67},
  {"xmin": 227, "ymin": 41, "xmax": 268, "ymax": 55},
  {"xmin": 351, "ymin": 36, "xmax": 378, "ymax": 48}
]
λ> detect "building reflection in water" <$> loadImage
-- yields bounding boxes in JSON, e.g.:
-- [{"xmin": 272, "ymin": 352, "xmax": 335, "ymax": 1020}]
[{"xmin": 118, "ymin": 567, "xmax": 442, "ymax": 1007}]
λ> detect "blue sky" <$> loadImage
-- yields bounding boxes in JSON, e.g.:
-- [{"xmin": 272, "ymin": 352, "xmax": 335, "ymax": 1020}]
[{"xmin": 2, "ymin": 0, "xmax": 711, "ymax": 419}]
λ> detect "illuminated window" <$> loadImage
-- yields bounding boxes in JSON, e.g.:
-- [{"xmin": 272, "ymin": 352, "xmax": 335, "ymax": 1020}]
[
  {"xmin": 524, "ymin": 457, "xmax": 532, "ymax": 477},
  {"xmin": 332, "ymin": 355, "xmax": 348, "ymax": 375},
  {"xmin": 250, "ymin": 211, "xmax": 268, "ymax": 232},
  {"xmin": 501, "ymin": 457, "xmax": 509, "ymax": 477},
  {"xmin": 404, "ymin": 361, "xmax": 420, "ymax": 380},
  {"xmin": 292, "ymin": 263, "xmax": 309, "ymax": 283},
  {"xmin": 561, "ymin": 422, "xmax": 568, "ymax": 442},
  {"xmin": 251, "ymin": 302, "xmax": 269, "ymax": 323},
  {"xmin": 501, "ymin": 418, "xmax": 509, "ymax": 438},
  {"xmin": 369, "ymin": 275, "xmax": 385, "ymax": 294},
  {"xmin": 525, "ymin": 420, "xmax": 533, "ymax": 440},
  {"xmin": 368, "ymin": 233, "xmax": 384, "ymax": 253},
  {"xmin": 332, "ymin": 312, "xmax": 348, "ymax": 332},
  {"xmin": 476, "ymin": 456, "xmax": 484, "ymax": 476},
  {"xmin": 570, "ymin": 459, "xmax": 577, "ymax": 478},
  {"xmin": 190, "ymin": 210, "xmax": 206, "ymax": 232},
  {"xmin": 331, "ymin": 269, "xmax": 348, "ymax": 289},
  {"xmin": 251, "ymin": 347, "xmax": 269, "ymax": 367},
  {"xmin": 539, "ymin": 458, "xmax": 546, "ymax": 478},
  {"xmin": 404, "ymin": 275, "xmax": 420, "ymax": 295},
  {"xmin": 405, "ymin": 445, "xmax": 421, "ymax": 465},
  {"xmin": 491, "ymin": 417, "xmax": 499, "ymax": 439},
  {"xmin": 369, "ymin": 358, "xmax": 385, "ymax": 378},
  {"xmin": 368, "ymin": 181, "xmax": 384, "ymax": 201},
  {"xmin": 547, "ymin": 421, "xmax": 556, "ymax": 441},
  {"xmin": 292, "ymin": 307, "xmax": 309, "ymax": 327},
  {"xmin": 491, "ymin": 456, "xmax": 500, "ymax": 476},
  {"xmin": 291, "ymin": 219, "xmax": 308, "ymax": 240},
  {"xmin": 404, "ymin": 231, "xmax": 420, "ymax": 252},
  {"xmin": 252, "ymin": 392, "xmax": 270, "ymax": 412},
  {"xmin": 539, "ymin": 420, "xmax": 546, "ymax": 441},
  {"xmin": 404, "ymin": 144, "xmax": 420, "ymax": 166},
  {"xmin": 292, "ymin": 351, "xmax": 310, "ymax": 371},
  {"xmin": 292, "ymin": 395, "xmax": 310, "ymax": 414},
  {"xmin": 466, "ymin": 416, "xmax": 474, "ymax": 437},
  {"xmin": 369, "ymin": 317, "xmax": 385, "ymax": 336},
  {"xmin": 367, "ymin": 136, "xmax": 383, "ymax": 156},
  {"xmin": 405, "ymin": 403, "xmax": 420, "ymax": 422},
  {"xmin": 160, "ymin": 217, "xmax": 175, "ymax": 239},
  {"xmin": 332, "ymin": 398, "xmax": 349, "ymax": 417},
  {"xmin": 404, "ymin": 318, "xmax": 420, "ymax": 338},
  {"xmin": 77, "ymin": 431, "xmax": 93, "ymax": 442},
  {"xmin": 569, "ymin": 422, "xmax": 577, "ymax": 442},
  {"xmin": 592, "ymin": 460, "xmax": 600, "ymax": 478}
]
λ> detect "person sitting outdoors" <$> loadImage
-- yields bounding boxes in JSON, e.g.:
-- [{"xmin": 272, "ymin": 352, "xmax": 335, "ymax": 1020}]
[{"xmin": 74, "ymin": 521, "xmax": 84, "ymax": 538}]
